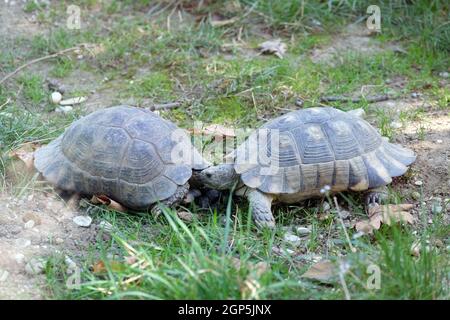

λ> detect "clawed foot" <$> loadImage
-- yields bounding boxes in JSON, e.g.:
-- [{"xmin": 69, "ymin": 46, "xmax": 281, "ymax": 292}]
[{"xmin": 365, "ymin": 187, "xmax": 389, "ymax": 209}]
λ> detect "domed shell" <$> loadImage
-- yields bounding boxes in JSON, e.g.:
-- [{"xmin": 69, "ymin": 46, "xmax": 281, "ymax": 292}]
[
  {"xmin": 234, "ymin": 107, "xmax": 415, "ymax": 195},
  {"xmin": 34, "ymin": 106, "xmax": 208, "ymax": 209}
]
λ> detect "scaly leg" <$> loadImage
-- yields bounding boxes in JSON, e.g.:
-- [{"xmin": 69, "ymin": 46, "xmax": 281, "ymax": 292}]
[{"xmin": 246, "ymin": 188, "xmax": 275, "ymax": 228}]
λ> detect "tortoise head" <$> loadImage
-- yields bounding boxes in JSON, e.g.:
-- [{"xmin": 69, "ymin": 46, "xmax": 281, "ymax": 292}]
[{"xmin": 193, "ymin": 164, "xmax": 239, "ymax": 190}]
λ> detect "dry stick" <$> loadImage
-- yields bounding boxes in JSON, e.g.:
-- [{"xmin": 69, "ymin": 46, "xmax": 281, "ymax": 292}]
[
  {"xmin": 320, "ymin": 94, "xmax": 390, "ymax": 103},
  {"xmin": 150, "ymin": 102, "xmax": 181, "ymax": 110},
  {"xmin": 333, "ymin": 196, "xmax": 356, "ymax": 253},
  {"xmin": 0, "ymin": 44, "xmax": 92, "ymax": 85},
  {"xmin": 0, "ymin": 97, "xmax": 11, "ymax": 110}
]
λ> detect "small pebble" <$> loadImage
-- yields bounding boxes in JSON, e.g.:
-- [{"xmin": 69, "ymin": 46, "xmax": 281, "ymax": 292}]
[
  {"xmin": 50, "ymin": 91, "xmax": 62, "ymax": 104},
  {"xmin": 98, "ymin": 220, "xmax": 114, "ymax": 233},
  {"xmin": 73, "ymin": 215, "xmax": 92, "ymax": 227},
  {"xmin": 339, "ymin": 210, "xmax": 351, "ymax": 219},
  {"xmin": 55, "ymin": 105, "xmax": 73, "ymax": 114},
  {"xmin": 25, "ymin": 258, "xmax": 46, "ymax": 275},
  {"xmin": 322, "ymin": 202, "xmax": 331, "ymax": 212},
  {"xmin": 431, "ymin": 198, "xmax": 443, "ymax": 214},
  {"xmin": 283, "ymin": 233, "xmax": 302, "ymax": 246},
  {"xmin": 295, "ymin": 227, "xmax": 311, "ymax": 236},
  {"xmin": 390, "ymin": 121, "xmax": 402, "ymax": 129},
  {"xmin": 55, "ymin": 237, "xmax": 64, "ymax": 244},
  {"xmin": 411, "ymin": 191, "xmax": 421, "ymax": 200},
  {"xmin": 23, "ymin": 212, "xmax": 41, "ymax": 225},
  {"xmin": 438, "ymin": 71, "xmax": 449, "ymax": 78},
  {"xmin": 0, "ymin": 270, "xmax": 9, "ymax": 282},
  {"xmin": 14, "ymin": 253, "xmax": 25, "ymax": 264},
  {"xmin": 15, "ymin": 238, "xmax": 31, "ymax": 248},
  {"xmin": 411, "ymin": 92, "xmax": 422, "ymax": 98},
  {"xmin": 24, "ymin": 220, "xmax": 35, "ymax": 229},
  {"xmin": 436, "ymin": 139, "xmax": 443, "ymax": 144},
  {"xmin": 414, "ymin": 180, "xmax": 423, "ymax": 186}
]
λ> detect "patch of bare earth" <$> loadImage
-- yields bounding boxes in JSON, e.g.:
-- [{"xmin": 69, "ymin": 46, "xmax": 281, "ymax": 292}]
[
  {"xmin": 311, "ymin": 23, "xmax": 403, "ymax": 65},
  {"xmin": 0, "ymin": 192, "xmax": 96, "ymax": 299}
]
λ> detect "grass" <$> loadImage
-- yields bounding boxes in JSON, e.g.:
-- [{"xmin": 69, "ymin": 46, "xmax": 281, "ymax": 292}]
[{"xmin": 0, "ymin": 0, "xmax": 449, "ymax": 300}]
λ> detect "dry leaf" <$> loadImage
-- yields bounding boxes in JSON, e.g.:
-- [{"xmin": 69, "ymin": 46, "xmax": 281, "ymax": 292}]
[
  {"xmin": 91, "ymin": 195, "xmax": 127, "ymax": 212},
  {"xmin": 10, "ymin": 142, "xmax": 40, "ymax": 172},
  {"xmin": 355, "ymin": 203, "xmax": 415, "ymax": 234},
  {"xmin": 91, "ymin": 260, "xmax": 125, "ymax": 274},
  {"xmin": 259, "ymin": 39, "xmax": 287, "ymax": 59},
  {"xmin": 203, "ymin": 124, "xmax": 236, "ymax": 138},
  {"xmin": 301, "ymin": 260, "xmax": 336, "ymax": 282},
  {"xmin": 177, "ymin": 211, "xmax": 193, "ymax": 223}
]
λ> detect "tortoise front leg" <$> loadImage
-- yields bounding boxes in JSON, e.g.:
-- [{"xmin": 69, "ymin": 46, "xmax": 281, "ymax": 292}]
[
  {"xmin": 246, "ymin": 188, "xmax": 275, "ymax": 228},
  {"xmin": 151, "ymin": 183, "xmax": 190, "ymax": 216},
  {"xmin": 365, "ymin": 186, "xmax": 389, "ymax": 208}
]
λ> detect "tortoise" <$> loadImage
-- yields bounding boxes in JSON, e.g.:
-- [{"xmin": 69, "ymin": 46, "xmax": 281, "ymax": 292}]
[
  {"xmin": 194, "ymin": 107, "xmax": 416, "ymax": 228},
  {"xmin": 34, "ymin": 105, "xmax": 209, "ymax": 211}
]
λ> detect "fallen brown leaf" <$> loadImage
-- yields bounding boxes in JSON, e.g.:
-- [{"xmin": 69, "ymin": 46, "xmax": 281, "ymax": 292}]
[
  {"xmin": 91, "ymin": 260, "xmax": 126, "ymax": 274},
  {"xmin": 91, "ymin": 195, "xmax": 127, "ymax": 212},
  {"xmin": 355, "ymin": 203, "xmax": 415, "ymax": 234},
  {"xmin": 10, "ymin": 142, "xmax": 40, "ymax": 172},
  {"xmin": 259, "ymin": 39, "xmax": 287, "ymax": 59},
  {"xmin": 301, "ymin": 260, "xmax": 336, "ymax": 282}
]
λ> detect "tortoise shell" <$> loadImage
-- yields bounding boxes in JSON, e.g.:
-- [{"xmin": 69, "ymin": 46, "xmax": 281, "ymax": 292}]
[
  {"xmin": 34, "ymin": 105, "xmax": 207, "ymax": 209},
  {"xmin": 234, "ymin": 107, "xmax": 415, "ymax": 195}
]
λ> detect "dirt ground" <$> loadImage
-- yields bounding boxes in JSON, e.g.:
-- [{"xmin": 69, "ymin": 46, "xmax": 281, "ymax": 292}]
[{"xmin": 0, "ymin": 2, "xmax": 448, "ymax": 299}]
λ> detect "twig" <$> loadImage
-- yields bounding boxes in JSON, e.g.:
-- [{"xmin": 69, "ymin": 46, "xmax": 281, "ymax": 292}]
[
  {"xmin": 149, "ymin": 102, "xmax": 181, "ymax": 110},
  {"xmin": 320, "ymin": 94, "xmax": 390, "ymax": 103},
  {"xmin": 333, "ymin": 196, "xmax": 356, "ymax": 253},
  {"xmin": 0, "ymin": 44, "xmax": 93, "ymax": 85},
  {"xmin": 0, "ymin": 97, "xmax": 11, "ymax": 110}
]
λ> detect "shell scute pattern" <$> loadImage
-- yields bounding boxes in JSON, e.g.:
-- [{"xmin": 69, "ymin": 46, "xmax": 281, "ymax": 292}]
[
  {"xmin": 34, "ymin": 106, "xmax": 198, "ymax": 209},
  {"xmin": 235, "ymin": 107, "xmax": 415, "ymax": 195}
]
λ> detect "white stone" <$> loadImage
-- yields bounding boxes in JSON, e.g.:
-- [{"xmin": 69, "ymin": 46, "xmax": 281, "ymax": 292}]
[
  {"xmin": 50, "ymin": 91, "xmax": 62, "ymax": 104},
  {"xmin": 55, "ymin": 105, "xmax": 73, "ymax": 114},
  {"xmin": 0, "ymin": 270, "xmax": 9, "ymax": 282},
  {"xmin": 24, "ymin": 220, "xmax": 35, "ymax": 229},
  {"xmin": 283, "ymin": 233, "xmax": 302, "ymax": 246},
  {"xmin": 14, "ymin": 253, "xmax": 25, "ymax": 264},
  {"xmin": 15, "ymin": 238, "xmax": 31, "ymax": 248},
  {"xmin": 414, "ymin": 180, "xmax": 423, "ymax": 186},
  {"xmin": 438, "ymin": 71, "xmax": 449, "ymax": 78},
  {"xmin": 296, "ymin": 227, "xmax": 311, "ymax": 236},
  {"xmin": 390, "ymin": 121, "xmax": 402, "ymax": 129},
  {"xmin": 73, "ymin": 215, "xmax": 92, "ymax": 227},
  {"xmin": 436, "ymin": 139, "xmax": 443, "ymax": 144}
]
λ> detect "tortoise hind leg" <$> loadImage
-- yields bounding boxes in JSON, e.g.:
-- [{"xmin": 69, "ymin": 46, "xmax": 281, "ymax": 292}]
[{"xmin": 246, "ymin": 188, "xmax": 275, "ymax": 228}]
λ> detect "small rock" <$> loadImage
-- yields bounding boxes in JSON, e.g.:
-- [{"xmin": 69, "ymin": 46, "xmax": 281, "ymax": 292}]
[
  {"xmin": 0, "ymin": 270, "xmax": 9, "ymax": 282},
  {"xmin": 177, "ymin": 211, "xmax": 193, "ymax": 223},
  {"xmin": 322, "ymin": 202, "xmax": 331, "ymax": 212},
  {"xmin": 339, "ymin": 210, "xmax": 350, "ymax": 219},
  {"xmin": 98, "ymin": 220, "xmax": 114, "ymax": 233},
  {"xmin": 23, "ymin": 212, "xmax": 41, "ymax": 225},
  {"xmin": 390, "ymin": 121, "xmax": 402, "ymax": 129},
  {"xmin": 295, "ymin": 98, "xmax": 304, "ymax": 107},
  {"xmin": 414, "ymin": 180, "xmax": 423, "ymax": 186},
  {"xmin": 76, "ymin": 54, "xmax": 83, "ymax": 60},
  {"xmin": 411, "ymin": 92, "xmax": 422, "ymax": 98},
  {"xmin": 55, "ymin": 237, "xmax": 64, "ymax": 244},
  {"xmin": 15, "ymin": 238, "xmax": 31, "ymax": 248},
  {"xmin": 55, "ymin": 105, "xmax": 73, "ymax": 114},
  {"xmin": 50, "ymin": 91, "xmax": 62, "ymax": 104},
  {"xmin": 283, "ymin": 233, "xmax": 302, "ymax": 246},
  {"xmin": 60, "ymin": 96, "xmax": 87, "ymax": 106},
  {"xmin": 438, "ymin": 71, "xmax": 449, "ymax": 78},
  {"xmin": 14, "ymin": 253, "xmax": 25, "ymax": 264},
  {"xmin": 431, "ymin": 198, "xmax": 443, "ymax": 214},
  {"xmin": 295, "ymin": 227, "xmax": 311, "ymax": 236},
  {"xmin": 73, "ymin": 215, "xmax": 92, "ymax": 227},
  {"xmin": 436, "ymin": 139, "xmax": 443, "ymax": 144},
  {"xmin": 25, "ymin": 258, "xmax": 46, "ymax": 275},
  {"xmin": 65, "ymin": 256, "xmax": 77, "ymax": 274},
  {"xmin": 411, "ymin": 191, "xmax": 421, "ymax": 200},
  {"xmin": 24, "ymin": 220, "xmax": 35, "ymax": 229}
]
